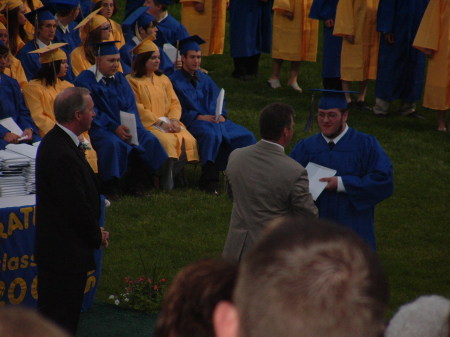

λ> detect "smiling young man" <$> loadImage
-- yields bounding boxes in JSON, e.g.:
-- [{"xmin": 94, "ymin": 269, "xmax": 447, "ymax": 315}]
[
  {"xmin": 290, "ymin": 89, "xmax": 394, "ymax": 250},
  {"xmin": 74, "ymin": 41, "xmax": 168, "ymax": 198},
  {"xmin": 170, "ymin": 35, "xmax": 256, "ymax": 194},
  {"xmin": 17, "ymin": 7, "xmax": 57, "ymax": 80}
]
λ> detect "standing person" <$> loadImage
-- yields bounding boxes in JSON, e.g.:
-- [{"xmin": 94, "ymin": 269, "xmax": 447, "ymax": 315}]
[
  {"xmin": 267, "ymin": 0, "xmax": 319, "ymax": 92},
  {"xmin": 290, "ymin": 90, "xmax": 394, "ymax": 250},
  {"xmin": 413, "ymin": 0, "xmax": 449, "ymax": 131},
  {"xmin": 180, "ymin": 0, "xmax": 227, "ymax": 56},
  {"xmin": 16, "ymin": 7, "xmax": 57, "ymax": 80},
  {"xmin": 35, "ymin": 87, "xmax": 109, "ymax": 336},
  {"xmin": 23, "ymin": 43, "xmax": 98, "ymax": 172},
  {"xmin": 222, "ymin": 103, "xmax": 318, "ymax": 263},
  {"xmin": 333, "ymin": 0, "xmax": 380, "ymax": 110},
  {"xmin": 373, "ymin": 0, "xmax": 429, "ymax": 117},
  {"xmin": 309, "ymin": 0, "xmax": 343, "ymax": 90},
  {"xmin": 74, "ymin": 41, "xmax": 168, "ymax": 198},
  {"xmin": 127, "ymin": 37, "xmax": 199, "ymax": 189},
  {"xmin": 229, "ymin": 0, "xmax": 273, "ymax": 80},
  {"xmin": 170, "ymin": 36, "xmax": 256, "ymax": 194}
]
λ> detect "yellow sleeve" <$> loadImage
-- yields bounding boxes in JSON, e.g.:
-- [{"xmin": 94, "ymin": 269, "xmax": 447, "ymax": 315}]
[
  {"xmin": 111, "ymin": 20, "xmax": 125, "ymax": 48},
  {"xmin": 413, "ymin": 0, "xmax": 440, "ymax": 52},
  {"xmin": 70, "ymin": 47, "xmax": 88, "ymax": 77},
  {"xmin": 333, "ymin": 0, "xmax": 355, "ymax": 37},
  {"xmin": 126, "ymin": 75, "xmax": 159, "ymax": 129},
  {"xmin": 273, "ymin": 0, "xmax": 294, "ymax": 12},
  {"xmin": 23, "ymin": 82, "xmax": 56, "ymax": 137},
  {"xmin": 163, "ymin": 75, "xmax": 182, "ymax": 120}
]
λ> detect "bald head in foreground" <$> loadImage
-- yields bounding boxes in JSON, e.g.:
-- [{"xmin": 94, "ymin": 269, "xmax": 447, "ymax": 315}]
[{"xmin": 215, "ymin": 217, "xmax": 389, "ymax": 337}]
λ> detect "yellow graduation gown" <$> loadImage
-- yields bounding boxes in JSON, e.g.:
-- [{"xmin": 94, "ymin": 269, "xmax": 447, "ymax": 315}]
[
  {"xmin": 333, "ymin": 0, "xmax": 380, "ymax": 81},
  {"xmin": 180, "ymin": 0, "xmax": 227, "ymax": 56},
  {"xmin": 413, "ymin": 0, "xmax": 449, "ymax": 110},
  {"xmin": 110, "ymin": 19, "xmax": 125, "ymax": 49},
  {"xmin": 23, "ymin": 0, "xmax": 43, "ymax": 40},
  {"xmin": 70, "ymin": 46, "xmax": 123, "ymax": 77},
  {"xmin": 126, "ymin": 73, "xmax": 199, "ymax": 161},
  {"xmin": 23, "ymin": 78, "xmax": 99, "ymax": 172},
  {"xmin": 271, "ymin": 0, "xmax": 319, "ymax": 61},
  {"xmin": 5, "ymin": 55, "xmax": 28, "ymax": 88}
]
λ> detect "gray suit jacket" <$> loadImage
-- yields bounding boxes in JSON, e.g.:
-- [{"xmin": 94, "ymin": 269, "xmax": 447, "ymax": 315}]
[{"xmin": 222, "ymin": 140, "xmax": 318, "ymax": 262}]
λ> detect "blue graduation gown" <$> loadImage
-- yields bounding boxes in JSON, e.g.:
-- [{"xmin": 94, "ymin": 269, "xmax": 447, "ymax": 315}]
[
  {"xmin": 309, "ymin": 0, "xmax": 342, "ymax": 78},
  {"xmin": 375, "ymin": 0, "xmax": 429, "ymax": 101},
  {"xmin": 229, "ymin": 0, "xmax": 273, "ymax": 58},
  {"xmin": 154, "ymin": 14, "xmax": 189, "ymax": 48},
  {"xmin": 0, "ymin": 74, "xmax": 40, "ymax": 149},
  {"xmin": 290, "ymin": 128, "xmax": 394, "ymax": 250},
  {"xmin": 120, "ymin": 40, "xmax": 175, "ymax": 76},
  {"xmin": 170, "ymin": 69, "xmax": 256, "ymax": 169},
  {"xmin": 54, "ymin": 23, "xmax": 81, "ymax": 82},
  {"xmin": 16, "ymin": 41, "xmax": 41, "ymax": 81},
  {"xmin": 74, "ymin": 70, "xmax": 168, "ymax": 181}
]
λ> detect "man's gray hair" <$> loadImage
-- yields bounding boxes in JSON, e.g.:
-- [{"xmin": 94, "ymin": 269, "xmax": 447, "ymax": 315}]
[{"xmin": 54, "ymin": 87, "xmax": 91, "ymax": 124}]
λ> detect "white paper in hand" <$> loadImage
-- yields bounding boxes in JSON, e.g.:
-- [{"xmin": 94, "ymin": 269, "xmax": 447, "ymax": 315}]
[
  {"xmin": 305, "ymin": 162, "xmax": 337, "ymax": 201},
  {"xmin": 215, "ymin": 88, "xmax": 225, "ymax": 122},
  {"xmin": 120, "ymin": 111, "xmax": 139, "ymax": 145},
  {"xmin": 0, "ymin": 117, "xmax": 24, "ymax": 138},
  {"xmin": 163, "ymin": 43, "xmax": 180, "ymax": 64}
]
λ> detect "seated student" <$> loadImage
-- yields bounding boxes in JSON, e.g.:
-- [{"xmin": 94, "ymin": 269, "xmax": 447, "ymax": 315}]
[
  {"xmin": 16, "ymin": 7, "xmax": 57, "ymax": 80},
  {"xmin": 70, "ymin": 10, "xmax": 123, "ymax": 76},
  {"xmin": 23, "ymin": 0, "xmax": 43, "ymax": 40},
  {"xmin": 127, "ymin": 37, "xmax": 199, "ymax": 189},
  {"xmin": 0, "ymin": 44, "xmax": 40, "ymax": 149},
  {"xmin": 74, "ymin": 41, "xmax": 168, "ymax": 198},
  {"xmin": 170, "ymin": 36, "xmax": 256, "ymax": 194},
  {"xmin": 92, "ymin": 0, "xmax": 125, "ymax": 49},
  {"xmin": 155, "ymin": 258, "xmax": 238, "ymax": 337},
  {"xmin": 3, "ymin": 0, "xmax": 30, "ymax": 56},
  {"xmin": 23, "ymin": 43, "xmax": 98, "ymax": 172},
  {"xmin": 120, "ymin": 7, "xmax": 175, "ymax": 75},
  {"xmin": 0, "ymin": 22, "xmax": 27, "ymax": 88},
  {"xmin": 50, "ymin": 0, "xmax": 82, "ymax": 82}
]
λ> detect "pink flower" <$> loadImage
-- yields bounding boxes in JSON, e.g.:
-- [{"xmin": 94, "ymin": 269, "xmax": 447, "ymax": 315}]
[{"xmin": 160, "ymin": 278, "xmax": 166, "ymax": 283}]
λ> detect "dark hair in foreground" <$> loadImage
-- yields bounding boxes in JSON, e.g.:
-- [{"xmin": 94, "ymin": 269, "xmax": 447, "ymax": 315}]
[
  {"xmin": 54, "ymin": 87, "xmax": 90, "ymax": 124},
  {"xmin": 155, "ymin": 258, "xmax": 238, "ymax": 337},
  {"xmin": 34, "ymin": 60, "xmax": 62, "ymax": 86},
  {"xmin": 259, "ymin": 102, "xmax": 295, "ymax": 142},
  {"xmin": 235, "ymin": 217, "xmax": 389, "ymax": 337}
]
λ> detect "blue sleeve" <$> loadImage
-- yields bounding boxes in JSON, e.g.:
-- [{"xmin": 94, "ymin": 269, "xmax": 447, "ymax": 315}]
[
  {"xmin": 289, "ymin": 140, "xmax": 310, "ymax": 167},
  {"xmin": 119, "ymin": 45, "xmax": 132, "ymax": 75},
  {"xmin": 309, "ymin": 0, "xmax": 338, "ymax": 20},
  {"xmin": 341, "ymin": 136, "xmax": 394, "ymax": 210},
  {"xmin": 204, "ymin": 74, "xmax": 228, "ymax": 118},
  {"xmin": 377, "ymin": 0, "xmax": 396, "ymax": 33},
  {"xmin": 17, "ymin": 46, "xmax": 40, "ymax": 81},
  {"xmin": 170, "ymin": 73, "xmax": 201, "ymax": 127}
]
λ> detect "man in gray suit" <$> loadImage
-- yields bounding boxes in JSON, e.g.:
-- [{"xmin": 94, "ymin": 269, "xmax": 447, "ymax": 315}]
[{"xmin": 222, "ymin": 103, "xmax": 318, "ymax": 262}]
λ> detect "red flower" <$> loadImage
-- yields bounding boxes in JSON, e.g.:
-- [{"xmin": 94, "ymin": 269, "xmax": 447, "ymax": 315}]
[{"xmin": 160, "ymin": 278, "xmax": 166, "ymax": 283}]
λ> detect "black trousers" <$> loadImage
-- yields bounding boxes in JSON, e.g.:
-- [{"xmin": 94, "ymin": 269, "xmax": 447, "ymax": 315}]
[{"xmin": 38, "ymin": 267, "xmax": 87, "ymax": 336}]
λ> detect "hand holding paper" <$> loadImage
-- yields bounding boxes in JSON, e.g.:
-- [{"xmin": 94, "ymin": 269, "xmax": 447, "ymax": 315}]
[
  {"xmin": 305, "ymin": 162, "xmax": 337, "ymax": 201},
  {"xmin": 215, "ymin": 88, "xmax": 225, "ymax": 122}
]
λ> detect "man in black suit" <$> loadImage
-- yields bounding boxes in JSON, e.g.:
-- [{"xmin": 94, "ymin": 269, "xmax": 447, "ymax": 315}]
[{"xmin": 35, "ymin": 87, "xmax": 109, "ymax": 336}]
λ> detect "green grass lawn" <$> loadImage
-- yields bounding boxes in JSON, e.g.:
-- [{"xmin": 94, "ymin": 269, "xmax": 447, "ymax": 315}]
[{"xmin": 100, "ymin": 2, "xmax": 450, "ymax": 317}]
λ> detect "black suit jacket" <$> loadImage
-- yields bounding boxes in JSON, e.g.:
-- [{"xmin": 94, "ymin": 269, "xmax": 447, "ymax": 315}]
[{"xmin": 35, "ymin": 125, "xmax": 102, "ymax": 273}]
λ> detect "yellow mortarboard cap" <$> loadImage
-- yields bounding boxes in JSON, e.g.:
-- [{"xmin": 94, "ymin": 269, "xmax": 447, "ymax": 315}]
[
  {"xmin": 29, "ymin": 42, "xmax": 68, "ymax": 63},
  {"xmin": 6, "ymin": 0, "xmax": 22, "ymax": 11},
  {"xmin": 74, "ymin": 7, "xmax": 102, "ymax": 30},
  {"xmin": 132, "ymin": 36, "xmax": 158, "ymax": 55}
]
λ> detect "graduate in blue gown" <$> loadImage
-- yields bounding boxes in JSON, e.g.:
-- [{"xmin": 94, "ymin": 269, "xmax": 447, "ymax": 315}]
[
  {"xmin": 290, "ymin": 90, "xmax": 393, "ymax": 250},
  {"xmin": 373, "ymin": 0, "xmax": 429, "ymax": 116},
  {"xmin": 229, "ymin": 0, "xmax": 273, "ymax": 79},
  {"xmin": 17, "ymin": 8, "xmax": 58, "ymax": 81},
  {"xmin": 120, "ymin": 7, "xmax": 175, "ymax": 75},
  {"xmin": 170, "ymin": 36, "xmax": 256, "ymax": 193},
  {"xmin": 50, "ymin": 0, "xmax": 82, "ymax": 82},
  {"xmin": 0, "ymin": 45, "xmax": 40, "ymax": 149},
  {"xmin": 309, "ymin": 0, "xmax": 342, "ymax": 90},
  {"xmin": 74, "ymin": 41, "xmax": 168, "ymax": 196}
]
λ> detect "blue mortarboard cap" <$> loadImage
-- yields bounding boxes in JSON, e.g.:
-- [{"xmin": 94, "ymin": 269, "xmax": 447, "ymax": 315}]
[
  {"xmin": 122, "ymin": 7, "xmax": 155, "ymax": 28},
  {"xmin": 179, "ymin": 35, "xmax": 205, "ymax": 54},
  {"xmin": 49, "ymin": 0, "xmax": 80, "ymax": 12},
  {"xmin": 25, "ymin": 7, "xmax": 56, "ymax": 24},
  {"xmin": 310, "ymin": 89, "xmax": 359, "ymax": 110},
  {"xmin": 95, "ymin": 40, "xmax": 120, "ymax": 56}
]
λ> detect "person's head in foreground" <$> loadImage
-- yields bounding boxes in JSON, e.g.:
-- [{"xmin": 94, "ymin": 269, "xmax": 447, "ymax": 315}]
[
  {"xmin": 155, "ymin": 258, "xmax": 238, "ymax": 337},
  {"xmin": 214, "ymin": 216, "xmax": 390, "ymax": 337},
  {"xmin": 0, "ymin": 306, "xmax": 71, "ymax": 337},
  {"xmin": 385, "ymin": 294, "xmax": 450, "ymax": 337}
]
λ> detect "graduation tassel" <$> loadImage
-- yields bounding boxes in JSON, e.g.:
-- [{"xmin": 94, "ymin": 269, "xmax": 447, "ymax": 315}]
[{"xmin": 304, "ymin": 93, "xmax": 315, "ymax": 132}]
